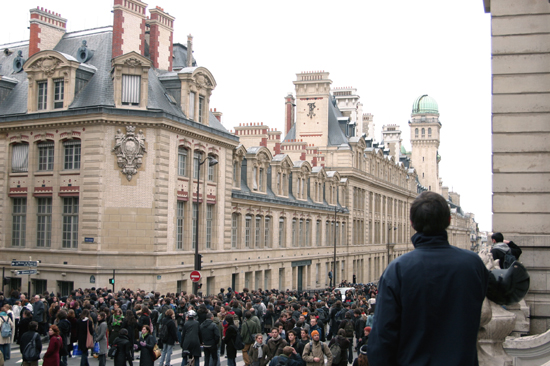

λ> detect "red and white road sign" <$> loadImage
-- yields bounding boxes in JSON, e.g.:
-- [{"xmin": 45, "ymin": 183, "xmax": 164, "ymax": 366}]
[{"xmin": 190, "ymin": 270, "xmax": 202, "ymax": 282}]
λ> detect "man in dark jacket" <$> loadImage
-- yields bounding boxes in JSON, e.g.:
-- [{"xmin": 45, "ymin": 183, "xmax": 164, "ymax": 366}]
[
  {"xmin": 181, "ymin": 310, "xmax": 202, "ymax": 366},
  {"xmin": 200, "ymin": 312, "xmax": 220, "ymax": 366},
  {"xmin": 158, "ymin": 309, "xmax": 178, "ymax": 366},
  {"xmin": 110, "ymin": 328, "xmax": 133, "ymax": 366},
  {"xmin": 31, "ymin": 295, "xmax": 46, "ymax": 335},
  {"xmin": 20, "ymin": 321, "xmax": 42, "ymax": 366},
  {"xmin": 368, "ymin": 192, "xmax": 489, "ymax": 366}
]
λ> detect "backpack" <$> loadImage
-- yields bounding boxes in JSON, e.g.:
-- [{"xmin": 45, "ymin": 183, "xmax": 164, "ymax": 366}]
[
  {"xmin": 329, "ymin": 341, "xmax": 342, "ymax": 364},
  {"xmin": 233, "ymin": 332, "xmax": 245, "ymax": 350},
  {"xmin": 23, "ymin": 333, "xmax": 40, "ymax": 361},
  {"xmin": 503, "ymin": 250, "xmax": 516, "ymax": 269},
  {"xmin": 308, "ymin": 341, "xmax": 334, "ymax": 363},
  {"xmin": 317, "ymin": 308, "xmax": 327, "ymax": 323},
  {"xmin": 344, "ymin": 320, "xmax": 354, "ymax": 338},
  {"xmin": 335, "ymin": 309, "xmax": 345, "ymax": 322},
  {"xmin": 158, "ymin": 322, "xmax": 168, "ymax": 342},
  {"xmin": 0, "ymin": 316, "xmax": 11, "ymax": 338}
]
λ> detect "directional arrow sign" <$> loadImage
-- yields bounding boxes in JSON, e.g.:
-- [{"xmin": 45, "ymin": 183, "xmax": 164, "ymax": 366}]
[
  {"xmin": 11, "ymin": 261, "xmax": 38, "ymax": 267},
  {"xmin": 190, "ymin": 270, "xmax": 201, "ymax": 283},
  {"xmin": 16, "ymin": 270, "xmax": 37, "ymax": 275}
]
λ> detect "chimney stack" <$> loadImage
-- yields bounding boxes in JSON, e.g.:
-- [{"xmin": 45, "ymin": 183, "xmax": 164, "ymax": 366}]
[
  {"xmin": 29, "ymin": 7, "xmax": 67, "ymax": 58},
  {"xmin": 212, "ymin": 108, "xmax": 222, "ymax": 122},
  {"xmin": 112, "ymin": 0, "xmax": 148, "ymax": 59},
  {"xmin": 186, "ymin": 34, "xmax": 193, "ymax": 67},
  {"xmin": 284, "ymin": 93, "xmax": 295, "ymax": 136},
  {"xmin": 147, "ymin": 6, "xmax": 175, "ymax": 71}
]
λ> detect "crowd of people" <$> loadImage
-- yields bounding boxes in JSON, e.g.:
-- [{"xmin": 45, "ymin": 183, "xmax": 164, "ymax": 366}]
[{"xmin": 0, "ymin": 282, "xmax": 377, "ymax": 366}]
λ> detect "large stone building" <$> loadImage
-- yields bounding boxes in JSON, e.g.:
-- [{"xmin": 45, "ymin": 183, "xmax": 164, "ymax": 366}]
[
  {"xmin": 0, "ymin": 2, "xmax": 476, "ymax": 297},
  {"xmin": 484, "ymin": 0, "xmax": 550, "ymax": 334}
]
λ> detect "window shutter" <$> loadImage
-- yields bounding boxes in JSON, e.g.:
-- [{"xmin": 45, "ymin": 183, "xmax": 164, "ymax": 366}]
[{"xmin": 122, "ymin": 75, "xmax": 141, "ymax": 104}]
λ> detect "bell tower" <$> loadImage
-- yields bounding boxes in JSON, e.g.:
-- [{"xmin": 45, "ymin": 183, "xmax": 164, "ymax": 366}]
[{"xmin": 409, "ymin": 94, "xmax": 442, "ymax": 193}]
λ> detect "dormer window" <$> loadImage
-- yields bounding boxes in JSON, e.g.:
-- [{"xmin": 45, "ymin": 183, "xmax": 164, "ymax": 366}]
[
  {"xmin": 189, "ymin": 92, "xmax": 196, "ymax": 119},
  {"xmin": 37, "ymin": 81, "xmax": 48, "ymax": 110},
  {"xmin": 54, "ymin": 79, "xmax": 64, "ymax": 109},
  {"xmin": 198, "ymin": 96, "xmax": 205, "ymax": 123},
  {"xmin": 121, "ymin": 75, "xmax": 141, "ymax": 106}
]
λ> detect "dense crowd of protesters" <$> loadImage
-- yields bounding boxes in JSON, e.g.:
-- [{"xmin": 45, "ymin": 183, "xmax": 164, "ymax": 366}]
[{"xmin": 0, "ymin": 281, "xmax": 377, "ymax": 366}]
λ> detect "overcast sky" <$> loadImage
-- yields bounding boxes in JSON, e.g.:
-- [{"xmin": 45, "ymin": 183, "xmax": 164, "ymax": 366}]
[{"xmin": 1, "ymin": 1, "xmax": 493, "ymax": 231}]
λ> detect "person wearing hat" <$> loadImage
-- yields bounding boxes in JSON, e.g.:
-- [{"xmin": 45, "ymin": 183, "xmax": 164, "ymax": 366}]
[
  {"xmin": 356, "ymin": 327, "xmax": 370, "ymax": 352},
  {"xmin": 367, "ymin": 192, "xmax": 488, "ymax": 366},
  {"xmin": 180, "ymin": 310, "xmax": 202, "ymax": 366},
  {"xmin": 352, "ymin": 345, "xmax": 369, "ymax": 366},
  {"xmin": 302, "ymin": 330, "xmax": 332, "ymax": 366}
]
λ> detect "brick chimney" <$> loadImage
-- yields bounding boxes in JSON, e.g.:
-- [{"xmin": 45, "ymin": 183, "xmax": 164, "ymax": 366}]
[
  {"xmin": 186, "ymin": 34, "xmax": 193, "ymax": 67},
  {"xmin": 212, "ymin": 108, "xmax": 222, "ymax": 122},
  {"xmin": 29, "ymin": 7, "xmax": 67, "ymax": 58},
  {"xmin": 112, "ymin": 0, "xmax": 148, "ymax": 59},
  {"xmin": 284, "ymin": 93, "xmax": 295, "ymax": 136},
  {"xmin": 147, "ymin": 6, "xmax": 175, "ymax": 71}
]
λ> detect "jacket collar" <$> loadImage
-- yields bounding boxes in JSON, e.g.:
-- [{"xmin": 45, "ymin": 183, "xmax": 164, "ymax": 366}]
[{"xmin": 411, "ymin": 231, "xmax": 449, "ymax": 248}]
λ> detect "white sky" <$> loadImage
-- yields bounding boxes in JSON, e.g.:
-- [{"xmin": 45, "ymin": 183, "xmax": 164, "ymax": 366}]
[{"xmin": 1, "ymin": 0, "xmax": 493, "ymax": 231}]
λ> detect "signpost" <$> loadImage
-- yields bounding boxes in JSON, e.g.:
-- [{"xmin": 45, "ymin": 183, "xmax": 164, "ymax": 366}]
[
  {"xmin": 12, "ymin": 258, "xmax": 38, "ymax": 295},
  {"xmin": 16, "ymin": 270, "xmax": 37, "ymax": 275},
  {"xmin": 190, "ymin": 270, "xmax": 201, "ymax": 283},
  {"xmin": 11, "ymin": 261, "xmax": 38, "ymax": 267}
]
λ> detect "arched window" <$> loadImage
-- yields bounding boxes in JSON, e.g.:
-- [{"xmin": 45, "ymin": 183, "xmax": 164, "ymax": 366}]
[
  {"xmin": 207, "ymin": 155, "xmax": 217, "ymax": 182},
  {"xmin": 415, "ymin": 128, "xmax": 419, "ymax": 138},
  {"xmin": 421, "ymin": 128, "xmax": 425, "ymax": 138},
  {"xmin": 64, "ymin": 140, "xmax": 81, "ymax": 170},
  {"xmin": 178, "ymin": 147, "xmax": 188, "ymax": 177},
  {"xmin": 428, "ymin": 127, "xmax": 432, "ymax": 138},
  {"xmin": 12, "ymin": 143, "xmax": 29, "ymax": 173},
  {"xmin": 231, "ymin": 213, "xmax": 240, "ymax": 248}
]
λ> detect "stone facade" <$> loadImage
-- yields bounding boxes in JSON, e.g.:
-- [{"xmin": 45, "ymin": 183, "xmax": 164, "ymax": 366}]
[{"xmin": 484, "ymin": 0, "xmax": 550, "ymax": 334}]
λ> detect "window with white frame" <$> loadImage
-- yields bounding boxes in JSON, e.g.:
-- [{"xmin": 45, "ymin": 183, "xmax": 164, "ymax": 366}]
[
  {"xmin": 198, "ymin": 96, "xmax": 204, "ymax": 123},
  {"xmin": 189, "ymin": 92, "xmax": 196, "ymax": 119},
  {"xmin": 177, "ymin": 201, "xmax": 185, "ymax": 250},
  {"xmin": 37, "ymin": 197, "xmax": 52, "ymax": 247},
  {"xmin": 12, "ymin": 198, "xmax": 27, "ymax": 247},
  {"xmin": 121, "ymin": 74, "xmax": 141, "ymax": 105},
  {"xmin": 54, "ymin": 79, "xmax": 64, "ymax": 109},
  {"xmin": 208, "ymin": 155, "xmax": 216, "ymax": 182},
  {"xmin": 38, "ymin": 141, "xmax": 54, "ymax": 171},
  {"xmin": 255, "ymin": 216, "xmax": 262, "ymax": 248},
  {"xmin": 37, "ymin": 81, "xmax": 47, "ymax": 110},
  {"xmin": 299, "ymin": 219, "xmax": 304, "ymax": 247},
  {"xmin": 206, "ymin": 204, "xmax": 214, "ymax": 249},
  {"xmin": 316, "ymin": 220, "xmax": 321, "ymax": 246},
  {"xmin": 233, "ymin": 162, "xmax": 239, "ymax": 187},
  {"xmin": 63, "ymin": 140, "xmax": 81, "ymax": 170},
  {"xmin": 245, "ymin": 215, "xmax": 252, "ymax": 248},
  {"xmin": 278, "ymin": 217, "xmax": 285, "ymax": 247},
  {"xmin": 231, "ymin": 213, "xmax": 239, "ymax": 248},
  {"xmin": 62, "ymin": 197, "xmax": 79, "ymax": 248},
  {"xmin": 264, "ymin": 216, "xmax": 271, "ymax": 248},
  {"xmin": 259, "ymin": 168, "xmax": 264, "ymax": 191},
  {"xmin": 192, "ymin": 203, "xmax": 198, "ymax": 249},
  {"xmin": 178, "ymin": 147, "xmax": 188, "ymax": 177},
  {"xmin": 193, "ymin": 151, "xmax": 202, "ymax": 179},
  {"xmin": 292, "ymin": 219, "xmax": 297, "ymax": 247},
  {"xmin": 306, "ymin": 219, "xmax": 311, "ymax": 246},
  {"xmin": 12, "ymin": 143, "xmax": 29, "ymax": 173}
]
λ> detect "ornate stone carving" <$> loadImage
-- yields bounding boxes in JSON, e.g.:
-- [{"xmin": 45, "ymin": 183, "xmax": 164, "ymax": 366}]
[
  {"xmin": 195, "ymin": 72, "xmax": 213, "ymax": 89},
  {"xmin": 30, "ymin": 56, "xmax": 62, "ymax": 77},
  {"xmin": 308, "ymin": 102, "xmax": 316, "ymax": 118},
  {"xmin": 112, "ymin": 126, "xmax": 146, "ymax": 181},
  {"xmin": 124, "ymin": 58, "xmax": 142, "ymax": 67}
]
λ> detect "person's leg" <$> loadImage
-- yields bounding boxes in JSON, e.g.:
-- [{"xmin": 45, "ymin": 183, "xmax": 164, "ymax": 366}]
[
  {"xmin": 98, "ymin": 354, "xmax": 106, "ymax": 366},
  {"xmin": 227, "ymin": 358, "xmax": 236, "ymax": 366},
  {"xmin": 61, "ymin": 354, "xmax": 68, "ymax": 366},
  {"xmin": 181, "ymin": 353, "xmax": 188, "ymax": 366},
  {"xmin": 242, "ymin": 343, "xmax": 251, "ymax": 366},
  {"xmin": 164, "ymin": 344, "xmax": 174, "ymax": 366},
  {"xmin": 348, "ymin": 338, "xmax": 354, "ymax": 363},
  {"xmin": 159, "ymin": 344, "xmax": 167, "ymax": 366},
  {"xmin": 203, "ymin": 347, "xmax": 211, "ymax": 366}
]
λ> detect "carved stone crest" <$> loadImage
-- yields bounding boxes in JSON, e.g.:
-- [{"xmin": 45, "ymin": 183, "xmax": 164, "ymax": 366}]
[
  {"xmin": 112, "ymin": 126, "xmax": 146, "ymax": 181},
  {"xmin": 124, "ymin": 58, "xmax": 142, "ymax": 67},
  {"xmin": 307, "ymin": 102, "xmax": 316, "ymax": 118},
  {"xmin": 30, "ymin": 56, "xmax": 62, "ymax": 77}
]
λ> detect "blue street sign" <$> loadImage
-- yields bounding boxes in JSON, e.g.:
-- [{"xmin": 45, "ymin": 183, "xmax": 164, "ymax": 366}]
[
  {"xmin": 11, "ymin": 261, "xmax": 38, "ymax": 267},
  {"xmin": 16, "ymin": 269, "xmax": 37, "ymax": 275}
]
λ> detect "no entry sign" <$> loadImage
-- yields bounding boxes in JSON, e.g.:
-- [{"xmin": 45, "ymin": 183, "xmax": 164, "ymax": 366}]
[{"xmin": 190, "ymin": 270, "xmax": 202, "ymax": 282}]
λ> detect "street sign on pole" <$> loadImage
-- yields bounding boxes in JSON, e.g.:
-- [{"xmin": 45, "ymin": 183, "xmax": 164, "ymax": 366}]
[
  {"xmin": 190, "ymin": 270, "xmax": 201, "ymax": 283},
  {"xmin": 11, "ymin": 261, "xmax": 38, "ymax": 267},
  {"xmin": 16, "ymin": 270, "xmax": 37, "ymax": 275}
]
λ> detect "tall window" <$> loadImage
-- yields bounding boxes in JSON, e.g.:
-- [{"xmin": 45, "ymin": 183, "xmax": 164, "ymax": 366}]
[
  {"xmin": 37, "ymin": 81, "xmax": 47, "ymax": 110},
  {"xmin": 178, "ymin": 148, "xmax": 188, "ymax": 177},
  {"xmin": 64, "ymin": 140, "xmax": 81, "ymax": 170},
  {"xmin": 193, "ymin": 151, "xmax": 202, "ymax": 179},
  {"xmin": 245, "ymin": 215, "xmax": 252, "ymax": 248},
  {"xmin": 415, "ymin": 128, "xmax": 419, "ymax": 138},
  {"xmin": 342, "ymin": 222, "xmax": 347, "ymax": 245},
  {"xmin": 292, "ymin": 219, "xmax": 297, "ymax": 247},
  {"xmin": 277, "ymin": 172, "xmax": 281, "ymax": 194},
  {"xmin": 278, "ymin": 218, "xmax": 285, "ymax": 247},
  {"xmin": 421, "ymin": 128, "xmax": 425, "ymax": 138},
  {"xmin": 192, "ymin": 203, "xmax": 198, "ymax": 249},
  {"xmin": 177, "ymin": 201, "xmax": 185, "ymax": 250},
  {"xmin": 54, "ymin": 79, "xmax": 64, "ymax": 109},
  {"xmin": 208, "ymin": 156, "xmax": 216, "ymax": 181},
  {"xmin": 428, "ymin": 127, "xmax": 432, "ymax": 138},
  {"xmin": 62, "ymin": 197, "xmax": 79, "ymax": 248},
  {"xmin": 38, "ymin": 141, "xmax": 54, "ymax": 171},
  {"xmin": 259, "ymin": 168, "xmax": 264, "ymax": 191},
  {"xmin": 231, "ymin": 213, "xmax": 239, "ymax": 248},
  {"xmin": 206, "ymin": 204, "xmax": 214, "ymax": 249},
  {"xmin": 189, "ymin": 92, "xmax": 196, "ymax": 119},
  {"xmin": 264, "ymin": 217, "xmax": 271, "ymax": 248},
  {"xmin": 255, "ymin": 216, "xmax": 262, "ymax": 248},
  {"xmin": 121, "ymin": 75, "xmax": 141, "ymax": 105},
  {"xmin": 326, "ymin": 221, "xmax": 330, "ymax": 246},
  {"xmin": 233, "ymin": 162, "xmax": 239, "ymax": 186},
  {"xmin": 12, "ymin": 198, "xmax": 27, "ymax": 247},
  {"xmin": 306, "ymin": 220, "xmax": 311, "ymax": 247},
  {"xmin": 37, "ymin": 198, "xmax": 52, "ymax": 247},
  {"xmin": 299, "ymin": 219, "xmax": 304, "ymax": 247},
  {"xmin": 198, "ymin": 96, "xmax": 204, "ymax": 123},
  {"xmin": 12, "ymin": 143, "xmax": 29, "ymax": 173}
]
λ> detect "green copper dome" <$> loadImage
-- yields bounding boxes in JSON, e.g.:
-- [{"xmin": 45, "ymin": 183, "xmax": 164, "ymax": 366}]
[{"xmin": 412, "ymin": 94, "xmax": 438, "ymax": 115}]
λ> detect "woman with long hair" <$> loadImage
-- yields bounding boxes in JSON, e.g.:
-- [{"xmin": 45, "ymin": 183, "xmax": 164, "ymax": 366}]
[
  {"xmin": 43, "ymin": 324, "xmax": 63, "ymax": 366},
  {"xmin": 121, "ymin": 310, "xmax": 138, "ymax": 343},
  {"xmin": 223, "ymin": 314, "xmax": 238, "ymax": 366},
  {"xmin": 76, "ymin": 309, "xmax": 95, "ymax": 366},
  {"xmin": 109, "ymin": 308, "xmax": 124, "ymax": 345},
  {"xmin": 352, "ymin": 345, "xmax": 369, "ymax": 366},
  {"xmin": 137, "ymin": 325, "xmax": 156, "ymax": 366},
  {"xmin": 67, "ymin": 309, "xmax": 78, "ymax": 357},
  {"xmin": 56, "ymin": 310, "xmax": 71, "ymax": 366}
]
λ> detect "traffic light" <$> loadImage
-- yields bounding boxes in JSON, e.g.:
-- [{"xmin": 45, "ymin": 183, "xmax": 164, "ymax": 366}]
[
  {"xmin": 198, "ymin": 283, "xmax": 203, "ymax": 289},
  {"xmin": 109, "ymin": 278, "xmax": 115, "ymax": 285},
  {"xmin": 196, "ymin": 254, "xmax": 203, "ymax": 271}
]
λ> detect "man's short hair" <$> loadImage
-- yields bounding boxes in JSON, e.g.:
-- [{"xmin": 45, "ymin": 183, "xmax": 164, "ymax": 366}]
[
  {"xmin": 283, "ymin": 346, "xmax": 294, "ymax": 356},
  {"xmin": 410, "ymin": 192, "xmax": 450, "ymax": 234},
  {"xmin": 491, "ymin": 232, "xmax": 504, "ymax": 243},
  {"xmin": 29, "ymin": 321, "xmax": 38, "ymax": 331}
]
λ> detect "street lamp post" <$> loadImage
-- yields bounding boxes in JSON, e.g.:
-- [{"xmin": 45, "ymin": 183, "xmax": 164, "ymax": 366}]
[
  {"xmin": 333, "ymin": 205, "xmax": 344, "ymax": 288},
  {"xmin": 193, "ymin": 154, "xmax": 218, "ymax": 295}
]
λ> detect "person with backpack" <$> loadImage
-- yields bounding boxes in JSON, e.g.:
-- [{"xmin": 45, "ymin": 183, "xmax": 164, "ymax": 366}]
[
  {"xmin": 20, "ymin": 321, "xmax": 42, "ymax": 366},
  {"xmin": 200, "ymin": 312, "xmax": 220, "ymax": 366},
  {"xmin": 491, "ymin": 232, "xmax": 522, "ymax": 269},
  {"xmin": 158, "ymin": 309, "xmax": 178, "ymax": 366},
  {"xmin": 338, "ymin": 312, "xmax": 354, "ymax": 364},
  {"xmin": 302, "ymin": 330, "xmax": 332, "ymax": 366},
  {"xmin": 0, "ymin": 305, "xmax": 15, "ymax": 360},
  {"xmin": 242, "ymin": 311, "xmax": 262, "ymax": 366},
  {"xmin": 328, "ymin": 330, "xmax": 349, "ymax": 366}
]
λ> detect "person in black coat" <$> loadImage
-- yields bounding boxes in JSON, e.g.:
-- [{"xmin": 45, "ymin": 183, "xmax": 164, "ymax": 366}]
[
  {"xmin": 77, "ymin": 309, "xmax": 95, "ymax": 366},
  {"xmin": 181, "ymin": 310, "xmax": 202, "ymax": 366},
  {"xmin": 111, "ymin": 329, "xmax": 133, "ymax": 366},
  {"xmin": 329, "ymin": 329, "xmax": 351, "ymax": 366},
  {"xmin": 56, "ymin": 310, "xmax": 71, "ymax": 366},
  {"xmin": 137, "ymin": 325, "xmax": 157, "ymax": 366},
  {"xmin": 158, "ymin": 310, "xmax": 178, "ymax": 366},
  {"xmin": 223, "ymin": 315, "xmax": 239, "ymax": 366},
  {"xmin": 19, "ymin": 321, "xmax": 42, "ymax": 364},
  {"xmin": 18, "ymin": 309, "xmax": 33, "ymax": 343},
  {"xmin": 200, "ymin": 312, "xmax": 220, "ymax": 366}
]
